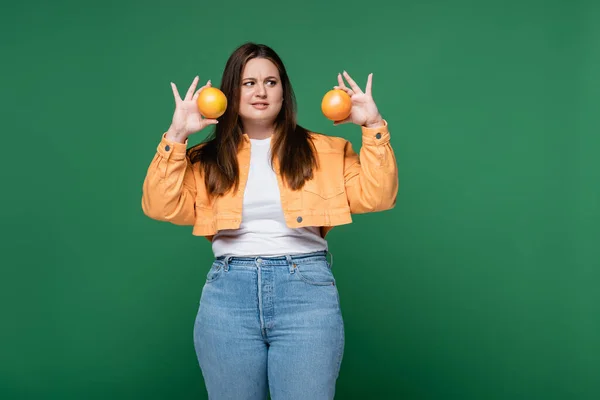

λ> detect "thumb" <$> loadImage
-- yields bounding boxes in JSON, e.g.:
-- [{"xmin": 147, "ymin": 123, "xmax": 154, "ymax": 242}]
[{"xmin": 333, "ymin": 118, "xmax": 352, "ymax": 126}]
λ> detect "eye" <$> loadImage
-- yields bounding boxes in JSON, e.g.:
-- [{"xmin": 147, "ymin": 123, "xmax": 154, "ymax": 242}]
[
  {"xmin": 243, "ymin": 81, "xmax": 254, "ymax": 86},
  {"xmin": 266, "ymin": 80, "xmax": 277, "ymax": 86}
]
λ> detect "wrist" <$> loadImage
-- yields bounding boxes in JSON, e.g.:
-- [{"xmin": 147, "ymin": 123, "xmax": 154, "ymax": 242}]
[
  {"xmin": 363, "ymin": 116, "xmax": 384, "ymax": 128},
  {"xmin": 165, "ymin": 127, "xmax": 187, "ymax": 143}
]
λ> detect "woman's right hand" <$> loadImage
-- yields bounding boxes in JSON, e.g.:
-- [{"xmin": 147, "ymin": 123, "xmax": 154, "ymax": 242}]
[{"xmin": 165, "ymin": 76, "xmax": 219, "ymax": 143}]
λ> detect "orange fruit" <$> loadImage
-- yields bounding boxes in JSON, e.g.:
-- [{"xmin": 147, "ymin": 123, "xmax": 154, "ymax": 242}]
[
  {"xmin": 321, "ymin": 89, "xmax": 352, "ymax": 121},
  {"xmin": 197, "ymin": 87, "xmax": 227, "ymax": 118}
]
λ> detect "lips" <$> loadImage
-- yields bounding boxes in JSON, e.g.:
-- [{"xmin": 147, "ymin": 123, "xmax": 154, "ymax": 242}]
[{"xmin": 251, "ymin": 102, "xmax": 269, "ymax": 110}]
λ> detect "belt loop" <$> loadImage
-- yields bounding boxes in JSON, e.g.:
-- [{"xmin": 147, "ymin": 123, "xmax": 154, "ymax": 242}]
[
  {"xmin": 327, "ymin": 249, "xmax": 334, "ymax": 268},
  {"xmin": 224, "ymin": 256, "xmax": 231, "ymax": 272},
  {"xmin": 286, "ymin": 255, "xmax": 295, "ymax": 273}
]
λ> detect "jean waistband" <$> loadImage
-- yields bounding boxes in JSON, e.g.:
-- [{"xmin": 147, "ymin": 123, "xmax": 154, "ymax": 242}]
[{"xmin": 215, "ymin": 250, "xmax": 332, "ymax": 267}]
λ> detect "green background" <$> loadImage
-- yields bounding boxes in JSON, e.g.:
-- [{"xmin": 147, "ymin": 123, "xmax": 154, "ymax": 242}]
[{"xmin": 2, "ymin": 0, "xmax": 599, "ymax": 398}]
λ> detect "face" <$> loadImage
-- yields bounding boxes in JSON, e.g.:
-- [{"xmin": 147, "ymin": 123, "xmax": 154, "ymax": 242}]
[{"xmin": 238, "ymin": 57, "xmax": 284, "ymax": 125}]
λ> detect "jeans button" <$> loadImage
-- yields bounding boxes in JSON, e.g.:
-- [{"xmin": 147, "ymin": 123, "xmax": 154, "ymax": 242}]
[{"xmin": 296, "ymin": 216, "xmax": 303, "ymax": 223}]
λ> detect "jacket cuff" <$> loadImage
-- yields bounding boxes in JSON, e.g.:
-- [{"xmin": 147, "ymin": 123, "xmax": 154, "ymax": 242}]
[
  {"xmin": 156, "ymin": 133, "xmax": 188, "ymax": 160},
  {"xmin": 361, "ymin": 119, "xmax": 390, "ymax": 146}
]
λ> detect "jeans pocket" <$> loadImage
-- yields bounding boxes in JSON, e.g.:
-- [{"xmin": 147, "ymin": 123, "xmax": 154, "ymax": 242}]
[
  {"xmin": 205, "ymin": 261, "xmax": 224, "ymax": 283},
  {"xmin": 294, "ymin": 260, "xmax": 336, "ymax": 286}
]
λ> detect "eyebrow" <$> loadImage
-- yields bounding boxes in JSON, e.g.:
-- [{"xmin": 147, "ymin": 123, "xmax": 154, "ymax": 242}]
[{"xmin": 242, "ymin": 76, "xmax": 279, "ymax": 81}]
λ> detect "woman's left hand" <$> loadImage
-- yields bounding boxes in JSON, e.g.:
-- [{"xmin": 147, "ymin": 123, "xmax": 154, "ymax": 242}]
[{"xmin": 333, "ymin": 71, "xmax": 384, "ymax": 128}]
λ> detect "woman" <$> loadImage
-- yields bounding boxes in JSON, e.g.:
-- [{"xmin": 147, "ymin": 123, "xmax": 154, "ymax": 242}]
[{"xmin": 141, "ymin": 42, "xmax": 398, "ymax": 400}]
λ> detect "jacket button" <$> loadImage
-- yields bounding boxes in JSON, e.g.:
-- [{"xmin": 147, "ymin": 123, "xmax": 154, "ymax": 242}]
[
  {"xmin": 297, "ymin": 216, "xmax": 303, "ymax": 223},
  {"xmin": 165, "ymin": 145, "xmax": 171, "ymax": 151},
  {"xmin": 375, "ymin": 133, "xmax": 382, "ymax": 139}
]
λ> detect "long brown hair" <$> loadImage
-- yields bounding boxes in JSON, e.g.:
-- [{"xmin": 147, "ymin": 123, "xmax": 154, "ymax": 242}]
[{"xmin": 187, "ymin": 42, "xmax": 318, "ymax": 198}]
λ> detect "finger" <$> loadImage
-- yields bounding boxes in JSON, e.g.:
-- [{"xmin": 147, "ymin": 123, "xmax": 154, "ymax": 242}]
[
  {"xmin": 337, "ymin": 73, "xmax": 347, "ymax": 89},
  {"xmin": 185, "ymin": 76, "xmax": 199, "ymax": 101},
  {"xmin": 342, "ymin": 70, "xmax": 363, "ymax": 94},
  {"xmin": 365, "ymin": 73, "xmax": 373, "ymax": 96},
  {"xmin": 170, "ymin": 82, "xmax": 182, "ymax": 104},
  {"xmin": 333, "ymin": 85, "xmax": 353, "ymax": 96},
  {"xmin": 193, "ymin": 80, "xmax": 212, "ymax": 101},
  {"xmin": 202, "ymin": 119, "xmax": 219, "ymax": 126}
]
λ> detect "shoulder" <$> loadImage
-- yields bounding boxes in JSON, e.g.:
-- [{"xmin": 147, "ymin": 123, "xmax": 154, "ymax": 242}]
[
  {"xmin": 308, "ymin": 131, "xmax": 350, "ymax": 153},
  {"xmin": 186, "ymin": 140, "xmax": 212, "ymax": 160}
]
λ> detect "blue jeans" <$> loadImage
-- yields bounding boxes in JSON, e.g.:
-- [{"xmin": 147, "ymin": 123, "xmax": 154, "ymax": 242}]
[{"xmin": 193, "ymin": 250, "xmax": 345, "ymax": 400}]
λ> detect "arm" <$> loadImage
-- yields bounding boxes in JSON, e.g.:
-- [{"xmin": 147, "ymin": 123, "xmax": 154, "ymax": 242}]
[
  {"xmin": 332, "ymin": 71, "xmax": 399, "ymax": 213},
  {"xmin": 141, "ymin": 133, "xmax": 197, "ymax": 225},
  {"xmin": 141, "ymin": 76, "xmax": 218, "ymax": 225},
  {"xmin": 344, "ymin": 120, "xmax": 398, "ymax": 213}
]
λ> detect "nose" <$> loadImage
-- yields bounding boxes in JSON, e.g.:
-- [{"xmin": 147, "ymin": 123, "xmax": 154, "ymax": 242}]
[{"xmin": 255, "ymin": 83, "xmax": 267, "ymax": 98}]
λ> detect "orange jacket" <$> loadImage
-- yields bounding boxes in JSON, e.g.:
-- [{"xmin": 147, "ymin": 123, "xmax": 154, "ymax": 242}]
[{"xmin": 141, "ymin": 120, "xmax": 398, "ymax": 241}]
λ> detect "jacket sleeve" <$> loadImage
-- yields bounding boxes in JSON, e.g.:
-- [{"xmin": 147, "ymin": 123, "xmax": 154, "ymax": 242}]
[
  {"xmin": 343, "ymin": 120, "xmax": 399, "ymax": 213},
  {"xmin": 141, "ymin": 133, "xmax": 197, "ymax": 225}
]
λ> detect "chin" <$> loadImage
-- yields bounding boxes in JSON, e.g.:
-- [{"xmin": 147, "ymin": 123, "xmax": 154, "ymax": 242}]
[{"xmin": 242, "ymin": 110, "xmax": 277, "ymax": 121}]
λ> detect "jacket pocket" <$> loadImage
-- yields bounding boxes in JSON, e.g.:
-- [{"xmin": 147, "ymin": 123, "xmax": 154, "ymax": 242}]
[{"xmin": 303, "ymin": 179, "xmax": 344, "ymax": 200}]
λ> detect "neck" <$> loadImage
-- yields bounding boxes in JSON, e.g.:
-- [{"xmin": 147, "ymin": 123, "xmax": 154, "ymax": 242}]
[{"xmin": 242, "ymin": 120, "xmax": 276, "ymax": 140}]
